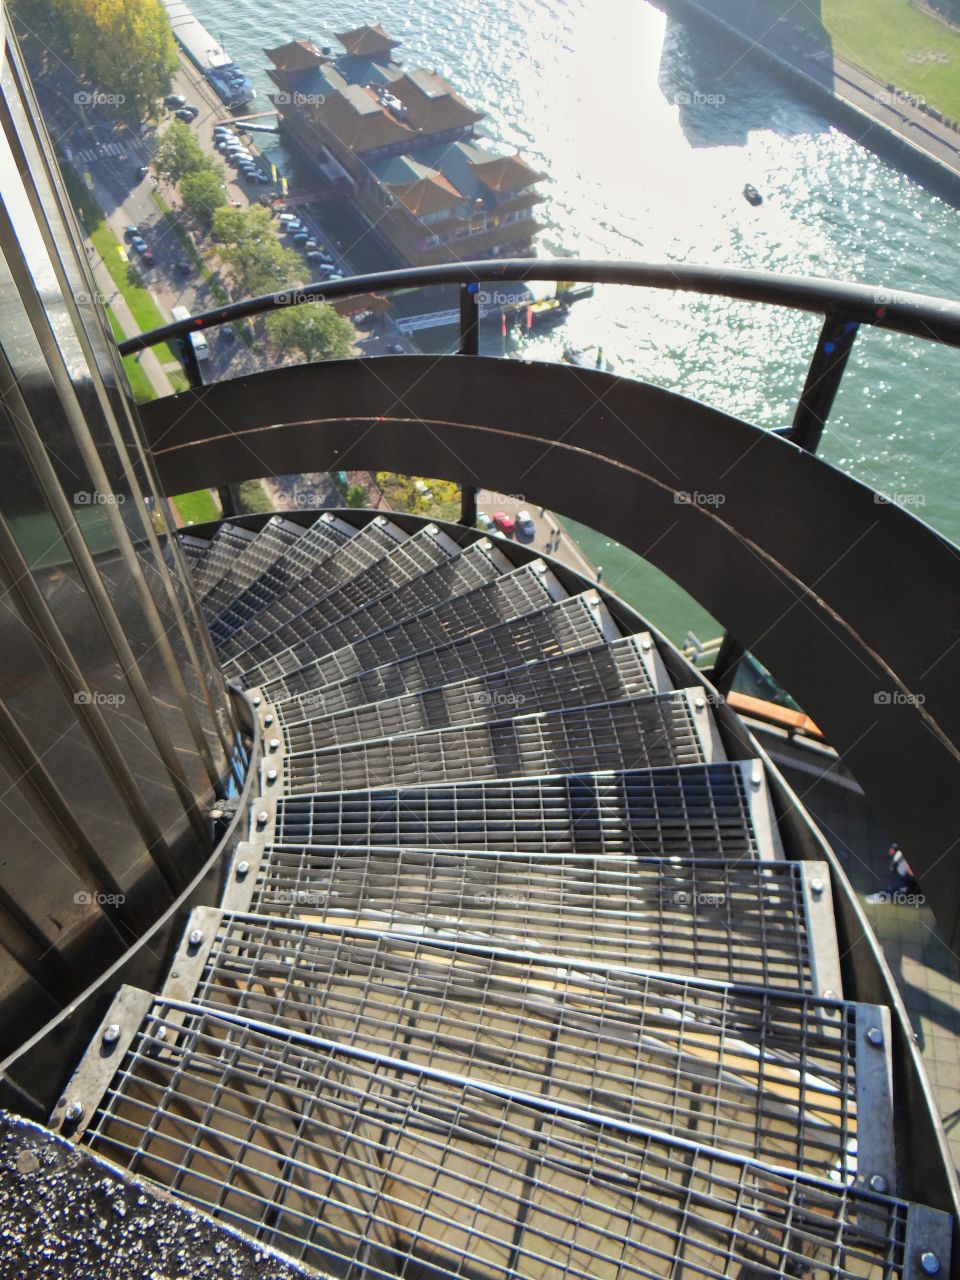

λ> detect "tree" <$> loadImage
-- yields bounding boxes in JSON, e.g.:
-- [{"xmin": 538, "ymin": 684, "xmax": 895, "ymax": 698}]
[
  {"xmin": 180, "ymin": 160, "xmax": 226, "ymax": 227},
  {"xmin": 212, "ymin": 205, "xmax": 301, "ymax": 296},
  {"xmin": 265, "ymin": 302, "xmax": 355, "ymax": 364},
  {"xmin": 344, "ymin": 483, "xmax": 369, "ymax": 508},
  {"xmin": 61, "ymin": 0, "xmax": 178, "ymax": 119},
  {"xmin": 152, "ymin": 120, "xmax": 205, "ymax": 184}
]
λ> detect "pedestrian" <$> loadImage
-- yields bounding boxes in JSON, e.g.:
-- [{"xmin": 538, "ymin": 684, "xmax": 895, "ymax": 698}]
[
  {"xmin": 596, "ymin": 564, "xmax": 603, "ymax": 583},
  {"xmin": 866, "ymin": 843, "xmax": 919, "ymax": 903}
]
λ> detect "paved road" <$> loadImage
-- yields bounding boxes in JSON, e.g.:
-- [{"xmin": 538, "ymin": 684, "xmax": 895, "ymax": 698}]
[{"xmin": 475, "ymin": 490, "xmax": 598, "ymax": 580}]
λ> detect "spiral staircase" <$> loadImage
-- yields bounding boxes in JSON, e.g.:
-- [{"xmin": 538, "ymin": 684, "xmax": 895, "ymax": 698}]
[{"xmin": 43, "ymin": 507, "xmax": 950, "ymax": 1280}]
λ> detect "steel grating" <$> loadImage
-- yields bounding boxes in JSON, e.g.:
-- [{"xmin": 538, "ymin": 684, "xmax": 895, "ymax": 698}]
[
  {"xmin": 208, "ymin": 514, "xmax": 357, "ymax": 647},
  {"xmin": 191, "ymin": 523, "xmax": 257, "ymax": 597},
  {"xmin": 178, "ymin": 533, "xmax": 211, "ymax": 575},
  {"xmin": 71, "ymin": 997, "xmax": 934, "ymax": 1280},
  {"xmin": 238, "ymin": 536, "xmax": 509, "ymax": 685},
  {"xmin": 273, "ymin": 762, "xmax": 760, "ymax": 858},
  {"xmin": 177, "ymin": 912, "xmax": 892, "ymax": 1182},
  {"xmin": 246, "ymin": 848, "xmax": 816, "ymax": 989},
  {"xmin": 266, "ymin": 594, "xmax": 630, "ymax": 725},
  {"xmin": 277, "ymin": 635, "xmax": 660, "ymax": 752},
  {"xmin": 280, "ymin": 693, "xmax": 714, "ymax": 795},
  {"xmin": 234, "ymin": 563, "xmax": 566, "ymax": 692},
  {"xmin": 218, "ymin": 519, "xmax": 409, "ymax": 662},
  {"xmin": 200, "ymin": 517, "xmax": 306, "ymax": 617}
]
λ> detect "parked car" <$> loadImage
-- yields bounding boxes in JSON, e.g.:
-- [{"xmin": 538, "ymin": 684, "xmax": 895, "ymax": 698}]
[
  {"xmin": 247, "ymin": 171, "xmax": 270, "ymax": 184},
  {"xmin": 213, "ymin": 125, "xmax": 233, "ymax": 137},
  {"xmin": 277, "ymin": 212, "xmax": 297, "ymax": 225},
  {"xmin": 164, "ymin": 94, "xmax": 186, "ymax": 109},
  {"xmin": 181, "ymin": 104, "xmax": 200, "ymax": 119},
  {"xmin": 387, "ymin": 343, "xmax": 405, "ymax": 354},
  {"xmin": 174, "ymin": 260, "xmax": 191, "ymax": 276},
  {"xmin": 174, "ymin": 107, "xmax": 197, "ymax": 123},
  {"xmin": 303, "ymin": 239, "xmax": 318, "ymax": 250},
  {"xmin": 123, "ymin": 224, "xmax": 140, "ymax": 241},
  {"xmin": 136, "ymin": 165, "xmax": 149, "ymax": 179},
  {"xmin": 292, "ymin": 231, "xmax": 310, "ymax": 243},
  {"xmin": 130, "ymin": 237, "xmax": 148, "ymax": 254},
  {"xmin": 304, "ymin": 250, "xmax": 331, "ymax": 262},
  {"xmin": 220, "ymin": 326, "xmax": 236, "ymax": 343},
  {"xmin": 477, "ymin": 512, "xmax": 495, "ymax": 531},
  {"xmin": 492, "ymin": 511, "xmax": 516, "ymax": 536},
  {"xmin": 515, "ymin": 509, "xmax": 536, "ymax": 540},
  {"xmin": 141, "ymin": 250, "xmax": 156, "ymax": 266}
]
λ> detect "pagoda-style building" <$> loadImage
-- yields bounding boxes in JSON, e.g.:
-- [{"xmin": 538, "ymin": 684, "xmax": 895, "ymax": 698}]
[{"xmin": 264, "ymin": 24, "xmax": 546, "ymax": 267}]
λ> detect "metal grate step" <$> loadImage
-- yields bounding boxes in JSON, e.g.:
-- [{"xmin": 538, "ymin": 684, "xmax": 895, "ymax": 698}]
[
  {"xmin": 235, "ymin": 561, "xmax": 568, "ymax": 694},
  {"xmin": 277, "ymin": 634, "xmax": 664, "ymax": 753},
  {"xmin": 240, "ymin": 848, "xmax": 825, "ymax": 991},
  {"xmin": 178, "ymin": 533, "xmax": 211, "ymax": 576},
  {"xmin": 190, "ymin": 522, "xmax": 256, "ymax": 597},
  {"xmin": 217, "ymin": 518, "xmax": 409, "ymax": 661},
  {"xmin": 279, "ymin": 692, "xmax": 720, "ymax": 795},
  {"xmin": 273, "ymin": 761, "xmax": 769, "ymax": 860},
  {"xmin": 199, "ymin": 516, "xmax": 306, "ymax": 617},
  {"xmin": 235, "ymin": 535, "xmax": 510, "ymax": 685},
  {"xmin": 59, "ymin": 993, "xmax": 941, "ymax": 1280},
  {"xmin": 208, "ymin": 513, "xmax": 357, "ymax": 648},
  {"xmin": 165, "ymin": 909, "xmax": 894, "ymax": 1184},
  {"xmin": 263, "ymin": 591, "xmax": 627, "ymax": 725}
]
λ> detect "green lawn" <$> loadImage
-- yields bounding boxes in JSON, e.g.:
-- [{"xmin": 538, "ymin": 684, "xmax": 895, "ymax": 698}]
[
  {"xmin": 758, "ymin": 0, "xmax": 960, "ymax": 119},
  {"xmin": 61, "ymin": 162, "xmax": 188, "ymax": 390},
  {"xmin": 106, "ymin": 306, "xmax": 156, "ymax": 403},
  {"xmin": 172, "ymin": 488, "xmax": 220, "ymax": 525}
]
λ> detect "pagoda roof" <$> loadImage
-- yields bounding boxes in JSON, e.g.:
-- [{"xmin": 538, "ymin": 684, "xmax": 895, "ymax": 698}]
[
  {"xmin": 264, "ymin": 40, "xmax": 328, "ymax": 73},
  {"xmin": 389, "ymin": 70, "xmax": 483, "ymax": 132},
  {"xmin": 468, "ymin": 152, "xmax": 545, "ymax": 192},
  {"xmin": 335, "ymin": 23, "xmax": 400, "ymax": 57},
  {"xmin": 314, "ymin": 86, "xmax": 414, "ymax": 152},
  {"xmin": 386, "ymin": 172, "xmax": 462, "ymax": 216}
]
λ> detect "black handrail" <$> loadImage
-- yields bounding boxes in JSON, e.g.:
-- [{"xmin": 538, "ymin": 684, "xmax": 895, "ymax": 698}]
[{"xmin": 117, "ymin": 258, "xmax": 960, "ymax": 356}]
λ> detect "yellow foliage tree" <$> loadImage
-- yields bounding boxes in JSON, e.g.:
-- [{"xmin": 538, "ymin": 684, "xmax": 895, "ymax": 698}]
[{"xmin": 60, "ymin": 0, "xmax": 178, "ymax": 118}]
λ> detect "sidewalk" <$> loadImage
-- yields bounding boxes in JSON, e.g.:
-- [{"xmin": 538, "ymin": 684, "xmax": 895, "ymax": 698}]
[{"xmin": 83, "ymin": 241, "xmax": 176, "ymax": 399}]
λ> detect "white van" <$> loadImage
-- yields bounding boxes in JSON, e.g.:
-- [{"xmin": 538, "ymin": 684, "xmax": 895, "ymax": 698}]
[{"xmin": 171, "ymin": 304, "xmax": 210, "ymax": 362}]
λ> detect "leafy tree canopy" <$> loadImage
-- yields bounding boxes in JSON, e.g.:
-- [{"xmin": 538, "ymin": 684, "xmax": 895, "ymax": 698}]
[{"xmin": 265, "ymin": 303, "xmax": 355, "ymax": 364}]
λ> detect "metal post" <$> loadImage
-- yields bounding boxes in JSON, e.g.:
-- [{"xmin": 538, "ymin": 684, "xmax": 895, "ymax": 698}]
[
  {"xmin": 713, "ymin": 312, "xmax": 860, "ymax": 692},
  {"xmin": 218, "ymin": 485, "xmax": 237, "ymax": 518},
  {"xmin": 458, "ymin": 282, "xmax": 480, "ymax": 356},
  {"xmin": 790, "ymin": 314, "xmax": 860, "ymax": 453},
  {"xmin": 458, "ymin": 282, "xmax": 480, "ymax": 525}
]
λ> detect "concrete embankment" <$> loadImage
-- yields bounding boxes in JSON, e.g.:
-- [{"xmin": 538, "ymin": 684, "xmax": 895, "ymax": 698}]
[{"xmin": 653, "ymin": 0, "xmax": 960, "ymax": 208}]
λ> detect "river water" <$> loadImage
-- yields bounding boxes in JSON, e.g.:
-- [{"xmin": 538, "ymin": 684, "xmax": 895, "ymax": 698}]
[{"xmin": 190, "ymin": 0, "xmax": 960, "ymax": 642}]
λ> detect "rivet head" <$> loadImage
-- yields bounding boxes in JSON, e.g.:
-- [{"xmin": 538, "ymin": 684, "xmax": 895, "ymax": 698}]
[
  {"xmin": 251, "ymin": 696, "xmax": 261, "ymax": 708},
  {"xmin": 641, "ymin": 639, "xmax": 652, "ymax": 652},
  {"xmin": 188, "ymin": 928, "xmax": 204, "ymax": 948},
  {"xmin": 694, "ymin": 697, "xmax": 705, "ymax": 711},
  {"xmin": 102, "ymin": 1023, "xmax": 121, "ymax": 1045},
  {"xmin": 236, "ymin": 860, "xmax": 250, "ymax": 878},
  {"xmin": 256, "ymin": 810, "xmax": 269, "ymax": 827},
  {"xmin": 269, "ymin": 738, "xmax": 280, "ymax": 752},
  {"xmin": 823, "ymin": 989, "xmax": 837, "ymax": 1000},
  {"xmin": 266, "ymin": 768, "xmax": 278, "ymax": 784},
  {"xmin": 867, "ymin": 1026, "xmax": 884, "ymax": 1047},
  {"xmin": 810, "ymin": 877, "xmax": 824, "ymax": 896},
  {"xmin": 920, "ymin": 1252, "xmax": 941, "ymax": 1276},
  {"xmin": 750, "ymin": 771, "xmax": 762, "ymax": 789},
  {"xmin": 263, "ymin": 714, "xmax": 274, "ymax": 727},
  {"xmin": 869, "ymin": 1174, "xmax": 888, "ymax": 1194},
  {"xmin": 64, "ymin": 1101, "xmax": 83, "ymax": 1123}
]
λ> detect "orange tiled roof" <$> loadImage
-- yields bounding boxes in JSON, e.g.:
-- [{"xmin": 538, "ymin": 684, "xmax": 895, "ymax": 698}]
[
  {"xmin": 389, "ymin": 71, "xmax": 483, "ymax": 133},
  {"xmin": 314, "ymin": 89, "xmax": 414, "ymax": 152},
  {"xmin": 387, "ymin": 172, "xmax": 461, "ymax": 216},
  {"xmin": 469, "ymin": 153, "xmax": 544, "ymax": 192}
]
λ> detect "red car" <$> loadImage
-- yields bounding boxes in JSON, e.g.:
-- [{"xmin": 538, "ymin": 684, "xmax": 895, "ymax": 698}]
[{"xmin": 492, "ymin": 511, "xmax": 516, "ymax": 536}]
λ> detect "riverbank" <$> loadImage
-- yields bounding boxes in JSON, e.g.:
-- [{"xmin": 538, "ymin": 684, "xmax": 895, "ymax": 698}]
[{"xmin": 653, "ymin": 0, "xmax": 960, "ymax": 206}]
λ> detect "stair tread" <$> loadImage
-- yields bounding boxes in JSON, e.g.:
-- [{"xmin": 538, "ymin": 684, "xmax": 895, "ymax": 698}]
[{"xmin": 198, "ymin": 516, "xmax": 306, "ymax": 616}]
